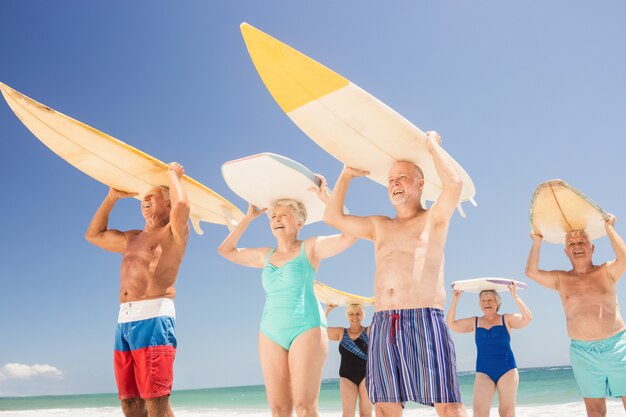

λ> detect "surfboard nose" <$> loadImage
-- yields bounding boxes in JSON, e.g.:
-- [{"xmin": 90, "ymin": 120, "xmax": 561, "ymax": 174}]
[{"xmin": 240, "ymin": 23, "xmax": 348, "ymax": 113}]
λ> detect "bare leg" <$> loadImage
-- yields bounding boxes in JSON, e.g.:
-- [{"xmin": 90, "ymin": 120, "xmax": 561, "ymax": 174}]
[
  {"xmin": 259, "ymin": 332, "xmax": 293, "ymax": 417},
  {"xmin": 472, "ymin": 372, "xmax": 496, "ymax": 417},
  {"xmin": 145, "ymin": 396, "xmax": 174, "ymax": 417},
  {"xmin": 357, "ymin": 379, "xmax": 372, "ymax": 417},
  {"xmin": 495, "ymin": 369, "xmax": 518, "ymax": 417},
  {"xmin": 375, "ymin": 403, "xmax": 403, "ymax": 417},
  {"xmin": 434, "ymin": 402, "xmax": 467, "ymax": 417},
  {"xmin": 622, "ymin": 396, "xmax": 626, "ymax": 410},
  {"xmin": 121, "ymin": 397, "xmax": 147, "ymax": 417},
  {"xmin": 339, "ymin": 378, "xmax": 358, "ymax": 417},
  {"xmin": 583, "ymin": 398, "xmax": 607, "ymax": 417},
  {"xmin": 289, "ymin": 327, "xmax": 328, "ymax": 417}
]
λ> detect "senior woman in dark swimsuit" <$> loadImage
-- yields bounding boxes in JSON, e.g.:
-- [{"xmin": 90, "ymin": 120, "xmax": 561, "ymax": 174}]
[
  {"xmin": 325, "ymin": 304, "xmax": 372, "ymax": 417},
  {"xmin": 446, "ymin": 284, "xmax": 532, "ymax": 417}
]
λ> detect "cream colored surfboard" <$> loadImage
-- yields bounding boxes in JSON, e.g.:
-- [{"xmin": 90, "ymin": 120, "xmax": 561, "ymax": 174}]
[
  {"xmin": 222, "ymin": 152, "xmax": 327, "ymax": 224},
  {"xmin": 451, "ymin": 278, "xmax": 526, "ymax": 293},
  {"xmin": 530, "ymin": 179, "xmax": 609, "ymax": 244},
  {"xmin": 314, "ymin": 281, "xmax": 374, "ymax": 306},
  {"xmin": 240, "ymin": 23, "xmax": 477, "ymax": 215},
  {"xmin": 0, "ymin": 82, "xmax": 243, "ymax": 234}
]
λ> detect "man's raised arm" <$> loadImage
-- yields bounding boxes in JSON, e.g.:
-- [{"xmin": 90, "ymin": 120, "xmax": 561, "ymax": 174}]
[
  {"xmin": 324, "ymin": 166, "xmax": 376, "ymax": 241},
  {"xmin": 426, "ymin": 131, "xmax": 463, "ymax": 225},
  {"xmin": 85, "ymin": 188, "xmax": 136, "ymax": 252},
  {"xmin": 167, "ymin": 162, "xmax": 190, "ymax": 244},
  {"xmin": 605, "ymin": 214, "xmax": 626, "ymax": 282},
  {"xmin": 525, "ymin": 233, "xmax": 559, "ymax": 290}
]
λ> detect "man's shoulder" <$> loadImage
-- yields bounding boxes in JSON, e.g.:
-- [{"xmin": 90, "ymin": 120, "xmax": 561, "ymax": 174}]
[
  {"xmin": 371, "ymin": 214, "xmax": 393, "ymax": 221},
  {"xmin": 388, "ymin": 208, "xmax": 430, "ymax": 225},
  {"xmin": 369, "ymin": 214, "xmax": 395, "ymax": 227},
  {"xmin": 561, "ymin": 265, "xmax": 609, "ymax": 281},
  {"xmin": 564, "ymin": 263, "xmax": 606, "ymax": 274}
]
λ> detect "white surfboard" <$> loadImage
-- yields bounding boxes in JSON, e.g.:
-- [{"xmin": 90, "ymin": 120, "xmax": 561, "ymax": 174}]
[
  {"xmin": 222, "ymin": 152, "xmax": 327, "ymax": 224},
  {"xmin": 530, "ymin": 179, "xmax": 609, "ymax": 244},
  {"xmin": 0, "ymin": 82, "xmax": 244, "ymax": 234},
  {"xmin": 314, "ymin": 281, "xmax": 375, "ymax": 306},
  {"xmin": 451, "ymin": 278, "xmax": 527, "ymax": 293},
  {"xmin": 240, "ymin": 23, "xmax": 477, "ymax": 216}
]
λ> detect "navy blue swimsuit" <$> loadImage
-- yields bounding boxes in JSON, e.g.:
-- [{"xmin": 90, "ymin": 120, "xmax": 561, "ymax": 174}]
[
  {"xmin": 475, "ymin": 316, "xmax": 517, "ymax": 383},
  {"xmin": 339, "ymin": 328, "xmax": 368, "ymax": 386}
]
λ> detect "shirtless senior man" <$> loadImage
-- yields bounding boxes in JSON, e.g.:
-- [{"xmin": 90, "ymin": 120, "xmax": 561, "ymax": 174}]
[
  {"xmin": 526, "ymin": 216, "xmax": 626, "ymax": 417},
  {"xmin": 324, "ymin": 131, "xmax": 467, "ymax": 417},
  {"xmin": 85, "ymin": 162, "xmax": 190, "ymax": 417}
]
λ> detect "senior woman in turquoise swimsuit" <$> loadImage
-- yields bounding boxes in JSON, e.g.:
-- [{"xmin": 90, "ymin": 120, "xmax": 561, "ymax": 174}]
[
  {"xmin": 446, "ymin": 284, "xmax": 532, "ymax": 417},
  {"xmin": 218, "ymin": 178, "xmax": 355, "ymax": 417}
]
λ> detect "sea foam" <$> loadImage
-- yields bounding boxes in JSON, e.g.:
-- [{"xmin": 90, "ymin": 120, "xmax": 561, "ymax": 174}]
[{"xmin": 0, "ymin": 400, "xmax": 624, "ymax": 417}]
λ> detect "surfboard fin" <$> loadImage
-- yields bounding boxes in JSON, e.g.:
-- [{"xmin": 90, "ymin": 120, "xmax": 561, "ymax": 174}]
[
  {"xmin": 225, "ymin": 218, "xmax": 239, "ymax": 232},
  {"xmin": 221, "ymin": 206, "xmax": 240, "ymax": 232},
  {"xmin": 455, "ymin": 198, "xmax": 477, "ymax": 218},
  {"xmin": 457, "ymin": 204, "xmax": 466, "ymax": 218},
  {"xmin": 190, "ymin": 216, "xmax": 204, "ymax": 236}
]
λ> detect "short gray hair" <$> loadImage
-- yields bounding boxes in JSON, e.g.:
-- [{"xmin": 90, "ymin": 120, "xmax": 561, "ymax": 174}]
[
  {"xmin": 479, "ymin": 290, "xmax": 502, "ymax": 312},
  {"xmin": 268, "ymin": 199, "xmax": 307, "ymax": 224},
  {"xmin": 395, "ymin": 160, "xmax": 424, "ymax": 180},
  {"xmin": 565, "ymin": 229, "xmax": 590, "ymax": 242}
]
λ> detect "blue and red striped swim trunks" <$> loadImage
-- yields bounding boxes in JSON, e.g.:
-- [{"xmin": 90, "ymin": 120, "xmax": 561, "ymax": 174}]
[
  {"xmin": 366, "ymin": 308, "xmax": 462, "ymax": 406},
  {"xmin": 114, "ymin": 298, "xmax": 177, "ymax": 399}
]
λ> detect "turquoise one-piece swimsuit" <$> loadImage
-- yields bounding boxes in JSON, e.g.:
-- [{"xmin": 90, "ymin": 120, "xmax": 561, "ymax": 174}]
[{"xmin": 260, "ymin": 242, "xmax": 327, "ymax": 350}]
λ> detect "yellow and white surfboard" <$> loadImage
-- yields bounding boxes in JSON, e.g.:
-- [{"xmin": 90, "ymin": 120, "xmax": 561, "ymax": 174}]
[
  {"xmin": 314, "ymin": 281, "xmax": 374, "ymax": 307},
  {"xmin": 530, "ymin": 179, "xmax": 609, "ymax": 244},
  {"xmin": 241, "ymin": 23, "xmax": 477, "ymax": 215},
  {"xmin": 1, "ymin": 82, "xmax": 243, "ymax": 234}
]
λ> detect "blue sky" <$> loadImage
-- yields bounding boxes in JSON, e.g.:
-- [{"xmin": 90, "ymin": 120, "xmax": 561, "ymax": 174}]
[{"xmin": 1, "ymin": 0, "xmax": 625, "ymax": 397}]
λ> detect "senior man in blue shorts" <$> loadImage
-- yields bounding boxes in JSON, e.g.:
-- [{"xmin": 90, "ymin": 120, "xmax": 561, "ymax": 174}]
[{"xmin": 526, "ymin": 215, "xmax": 626, "ymax": 417}]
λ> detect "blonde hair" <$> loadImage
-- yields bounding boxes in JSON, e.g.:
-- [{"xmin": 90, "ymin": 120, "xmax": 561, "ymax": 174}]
[
  {"xmin": 345, "ymin": 304, "xmax": 365, "ymax": 318},
  {"xmin": 269, "ymin": 199, "xmax": 307, "ymax": 224},
  {"xmin": 479, "ymin": 290, "xmax": 502, "ymax": 312}
]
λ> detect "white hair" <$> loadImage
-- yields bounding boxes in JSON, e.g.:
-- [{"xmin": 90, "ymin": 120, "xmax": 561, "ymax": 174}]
[
  {"xmin": 565, "ymin": 229, "xmax": 590, "ymax": 242},
  {"xmin": 268, "ymin": 199, "xmax": 307, "ymax": 224},
  {"xmin": 479, "ymin": 290, "xmax": 502, "ymax": 312},
  {"xmin": 394, "ymin": 160, "xmax": 424, "ymax": 179}
]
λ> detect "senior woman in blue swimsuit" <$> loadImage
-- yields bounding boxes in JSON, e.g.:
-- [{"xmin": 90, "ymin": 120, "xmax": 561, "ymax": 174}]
[
  {"xmin": 446, "ymin": 284, "xmax": 532, "ymax": 417},
  {"xmin": 218, "ymin": 179, "xmax": 355, "ymax": 417}
]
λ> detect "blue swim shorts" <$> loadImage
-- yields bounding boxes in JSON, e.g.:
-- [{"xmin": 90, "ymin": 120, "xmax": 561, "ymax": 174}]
[
  {"xmin": 570, "ymin": 330, "xmax": 626, "ymax": 398},
  {"xmin": 366, "ymin": 308, "xmax": 462, "ymax": 406}
]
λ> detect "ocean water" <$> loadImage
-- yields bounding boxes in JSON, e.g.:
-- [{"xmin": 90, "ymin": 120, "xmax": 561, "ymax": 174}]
[{"xmin": 1, "ymin": 367, "xmax": 624, "ymax": 416}]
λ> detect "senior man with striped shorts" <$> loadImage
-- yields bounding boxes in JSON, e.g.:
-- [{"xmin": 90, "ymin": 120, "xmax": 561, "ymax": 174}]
[{"xmin": 325, "ymin": 131, "xmax": 467, "ymax": 417}]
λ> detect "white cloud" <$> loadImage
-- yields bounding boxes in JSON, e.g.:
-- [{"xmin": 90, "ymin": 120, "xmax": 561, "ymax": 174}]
[{"xmin": 0, "ymin": 363, "xmax": 63, "ymax": 380}]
